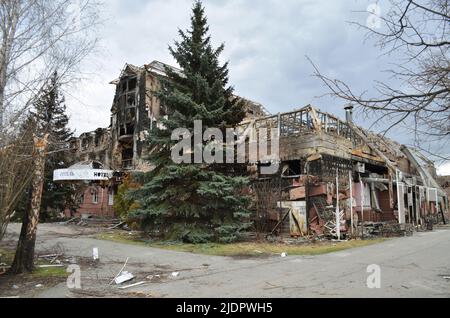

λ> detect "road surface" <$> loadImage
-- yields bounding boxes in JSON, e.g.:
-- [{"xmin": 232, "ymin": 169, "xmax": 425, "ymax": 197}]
[{"xmin": 2, "ymin": 223, "xmax": 450, "ymax": 298}]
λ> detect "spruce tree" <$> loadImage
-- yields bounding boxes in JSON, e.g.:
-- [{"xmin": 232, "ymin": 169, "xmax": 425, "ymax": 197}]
[
  {"xmin": 131, "ymin": 1, "xmax": 251, "ymax": 243},
  {"xmin": 22, "ymin": 72, "xmax": 77, "ymax": 221}
]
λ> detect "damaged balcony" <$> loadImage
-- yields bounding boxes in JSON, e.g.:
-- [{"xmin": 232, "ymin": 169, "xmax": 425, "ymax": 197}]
[{"xmin": 118, "ymin": 123, "xmax": 135, "ymax": 143}]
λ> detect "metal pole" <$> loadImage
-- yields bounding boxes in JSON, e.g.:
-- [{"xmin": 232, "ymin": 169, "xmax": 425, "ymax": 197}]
[
  {"xmin": 360, "ymin": 173, "xmax": 364, "ymax": 240},
  {"xmin": 396, "ymin": 169, "xmax": 403, "ymax": 225},
  {"xmin": 349, "ymin": 171, "xmax": 354, "ymax": 238},
  {"xmin": 336, "ymin": 169, "xmax": 341, "ymax": 241},
  {"xmin": 305, "ymin": 162, "xmax": 310, "ymax": 236}
]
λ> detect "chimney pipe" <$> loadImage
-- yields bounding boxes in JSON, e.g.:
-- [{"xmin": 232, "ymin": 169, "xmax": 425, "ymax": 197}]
[{"xmin": 344, "ymin": 105, "xmax": 354, "ymax": 124}]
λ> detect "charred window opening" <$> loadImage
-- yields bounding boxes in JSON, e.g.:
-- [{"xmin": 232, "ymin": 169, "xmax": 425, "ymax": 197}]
[
  {"xmin": 127, "ymin": 93, "xmax": 136, "ymax": 107},
  {"xmin": 128, "ymin": 78, "xmax": 137, "ymax": 91},
  {"xmin": 364, "ymin": 162, "xmax": 389, "ymax": 176},
  {"xmin": 81, "ymin": 138, "xmax": 89, "ymax": 150},
  {"xmin": 92, "ymin": 161, "xmax": 102, "ymax": 169},
  {"xmin": 120, "ymin": 77, "xmax": 137, "ymax": 94},
  {"xmin": 94, "ymin": 134, "xmax": 100, "ymax": 147},
  {"xmin": 126, "ymin": 123, "xmax": 134, "ymax": 135},
  {"xmin": 121, "ymin": 147, "xmax": 134, "ymax": 170},
  {"xmin": 119, "ymin": 124, "xmax": 135, "ymax": 137},
  {"xmin": 282, "ymin": 160, "xmax": 304, "ymax": 176},
  {"xmin": 70, "ymin": 140, "xmax": 78, "ymax": 151},
  {"xmin": 125, "ymin": 107, "xmax": 136, "ymax": 123}
]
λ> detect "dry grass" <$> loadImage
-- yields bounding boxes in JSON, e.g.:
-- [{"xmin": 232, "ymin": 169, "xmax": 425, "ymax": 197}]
[{"xmin": 95, "ymin": 231, "xmax": 386, "ymax": 257}]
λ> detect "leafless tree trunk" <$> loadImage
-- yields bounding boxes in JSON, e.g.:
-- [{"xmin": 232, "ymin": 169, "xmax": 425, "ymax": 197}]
[
  {"xmin": 10, "ymin": 134, "xmax": 48, "ymax": 273},
  {"xmin": 309, "ymin": 0, "xmax": 449, "ymax": 160},
  {"xmin": 0, "ymin": 0, "xmax": 101, "ymax": 271}
]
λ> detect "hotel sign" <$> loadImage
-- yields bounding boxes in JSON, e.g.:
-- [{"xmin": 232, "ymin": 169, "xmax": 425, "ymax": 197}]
[{"xmin": 53, "ymin": 169, "xmax": 113, "ymax": 182}]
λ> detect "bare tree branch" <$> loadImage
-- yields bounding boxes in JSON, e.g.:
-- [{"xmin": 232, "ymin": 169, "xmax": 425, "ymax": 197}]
[{"xmin": 309, "ymin": 0, "xmax": 450, "ymax": 161}]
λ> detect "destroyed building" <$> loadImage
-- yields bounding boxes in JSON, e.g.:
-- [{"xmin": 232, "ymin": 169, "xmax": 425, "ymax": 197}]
[
  {"xmin": 106, "ymin": 61, "xmax": 267, "ymax": 172},
  {"xmin": 63, "ymin": 61, "xmax": 449, "ymax": 237},
  {"xmin": 438, "ymin": 175, "xmax": 450, "ymax": 200},
  {"xmin": 247, "ymin": 105, "xmax": 448, "ymax": 238},
  {"xmin": 65, "ymin": 60, "xmax": 268, "ymax": 218}
]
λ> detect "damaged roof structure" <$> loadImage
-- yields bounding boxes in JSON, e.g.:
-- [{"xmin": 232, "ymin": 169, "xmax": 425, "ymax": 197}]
[
  {"xmin": 247, "ymin": 105, "xmax": 448, "ymax": 238},
  {"xmin": 63, "ymin": 60, "xmax": 449, "ymax": 238}
]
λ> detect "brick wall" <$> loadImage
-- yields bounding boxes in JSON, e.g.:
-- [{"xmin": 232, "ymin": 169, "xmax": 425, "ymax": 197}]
[{"xmin": 66, "ymin": 186, "xmax": 115, "ymax": 218}]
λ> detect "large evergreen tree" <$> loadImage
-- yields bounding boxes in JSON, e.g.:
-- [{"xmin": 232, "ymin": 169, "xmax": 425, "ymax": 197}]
[
  {"xmin": 18, "ymin": 72, "xmax": 77, "ymax": 221},
  {"xmin": 131, "ymin": 1, "xmax": 251, "ymax": 243}
]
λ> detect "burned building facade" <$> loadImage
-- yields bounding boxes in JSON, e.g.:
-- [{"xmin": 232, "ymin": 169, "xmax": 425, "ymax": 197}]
[
  {"xmin": 66, "ymin": 60, "xmax": 267, "ymax": 218},
  {"xmin": 63, "ymin": 60, "xmax": 448, "ymax": 237},
  {"xmin": 247, "ymin": 105, "xmax": 449, "ymax": 238}
]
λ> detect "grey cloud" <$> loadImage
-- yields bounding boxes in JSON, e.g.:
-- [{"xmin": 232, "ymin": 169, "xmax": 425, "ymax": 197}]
[{"xmin": 65, "ymin": 0, "xmax": 447, "ymax": 170}]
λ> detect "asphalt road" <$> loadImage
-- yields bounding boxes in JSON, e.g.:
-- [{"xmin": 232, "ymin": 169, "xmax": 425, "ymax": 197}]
[{"xmin": 3, "ymin": 223, "xmax": 450, "ymax": 298}]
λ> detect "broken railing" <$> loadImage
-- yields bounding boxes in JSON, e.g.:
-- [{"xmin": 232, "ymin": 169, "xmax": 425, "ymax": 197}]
[{"xmin": 239, "ymin": 105, "xmax": 363, "ymax": 145}]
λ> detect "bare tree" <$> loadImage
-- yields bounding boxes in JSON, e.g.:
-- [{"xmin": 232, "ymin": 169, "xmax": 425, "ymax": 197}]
[
  {"xmin": 0, "ymin": 124, "xmax": 35, "ymax": 240},
  {"xmin": 10, "ymin": 133, "xmax": 48, "ymax": 273},
  {"xmin": 0, "ymin": 0, "xmax": 100, "ymax": 141},
  {"xmin": 0, "ymin": 0, "xmax": 101, "ymax": 272},
  {"xmin": 310, "ymin": 0, "xmax": 449, "ymax": 159}
]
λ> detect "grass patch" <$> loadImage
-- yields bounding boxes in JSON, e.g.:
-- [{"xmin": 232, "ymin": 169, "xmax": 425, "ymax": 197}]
[
  {"xmin": 0, "ymin": 248, "xmax": 15, "ymax": 265},
  {"xmin": 95, "ymin": 231, "xmax": 387, "ymax": 257},
  {"xmin": 1, "ymin": 247, "xmax": 66, "ymax": 278},
  {"xmin": 30, "ymin": 267, "xmax": 67, "ymax": 279},
  {"xmin": 149, "ymin": 239, "xmax": 386, "ymax": 257}
]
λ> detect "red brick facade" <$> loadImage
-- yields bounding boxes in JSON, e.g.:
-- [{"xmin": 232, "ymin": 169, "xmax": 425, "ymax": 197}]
[{"xmin": 66, "ymin": 186, "xmax": 115, "ymax": 218}]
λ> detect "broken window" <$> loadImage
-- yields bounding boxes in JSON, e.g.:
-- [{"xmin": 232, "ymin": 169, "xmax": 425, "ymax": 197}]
[
  {"xmin": 126, "ymin": 123, "xmax": 134, "ymax": 135},
  {"xmin": 78, "ymin": 194, "xmax": 84, "ymax": 205},
  {"xmin": 128, "ymin": 78, "xmax": 137, "ymax": 91},
  {"xmin": 127, "ymin": 93, "xmax": 136, "ymax": 107},
  {"xmin": 125, "ymin": 107, "xmax": 136, "ymax": 123},
  {"xmin": 81, "ymin": 138, "xmax": 89, "ymax": 150},
  {"xmin": 122, "ymin": 147, "xmax": 134, "ymax": 169},
  {"xmin": 120, "ymin": 77, "xmax": 137, "ymax": 94},
  {"xmin": 92, "ymin": 190, "xmax": 99, "ymax": 204},
  {"xmin": 108, "ymin": 189, "xmax": 114, "ymax": 206},
  {"xmin": 92, "ymin": 161, "xmax": 102, "ymax": 169}
]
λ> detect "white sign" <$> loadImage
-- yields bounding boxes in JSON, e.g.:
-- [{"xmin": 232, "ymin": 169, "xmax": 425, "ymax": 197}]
[
  {"xmin": 53, "ymin": 169, "xmax": 113, "ymax": 182},
  {"xmin": 93, "ymin": 247, "xmax": 99, "ymax": 261}
]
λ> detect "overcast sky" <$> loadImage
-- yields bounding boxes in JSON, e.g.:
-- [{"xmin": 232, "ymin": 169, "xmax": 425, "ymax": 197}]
[{"xmin": 64, "ymin": 0, "xmax": 450, "ymax": 174}]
